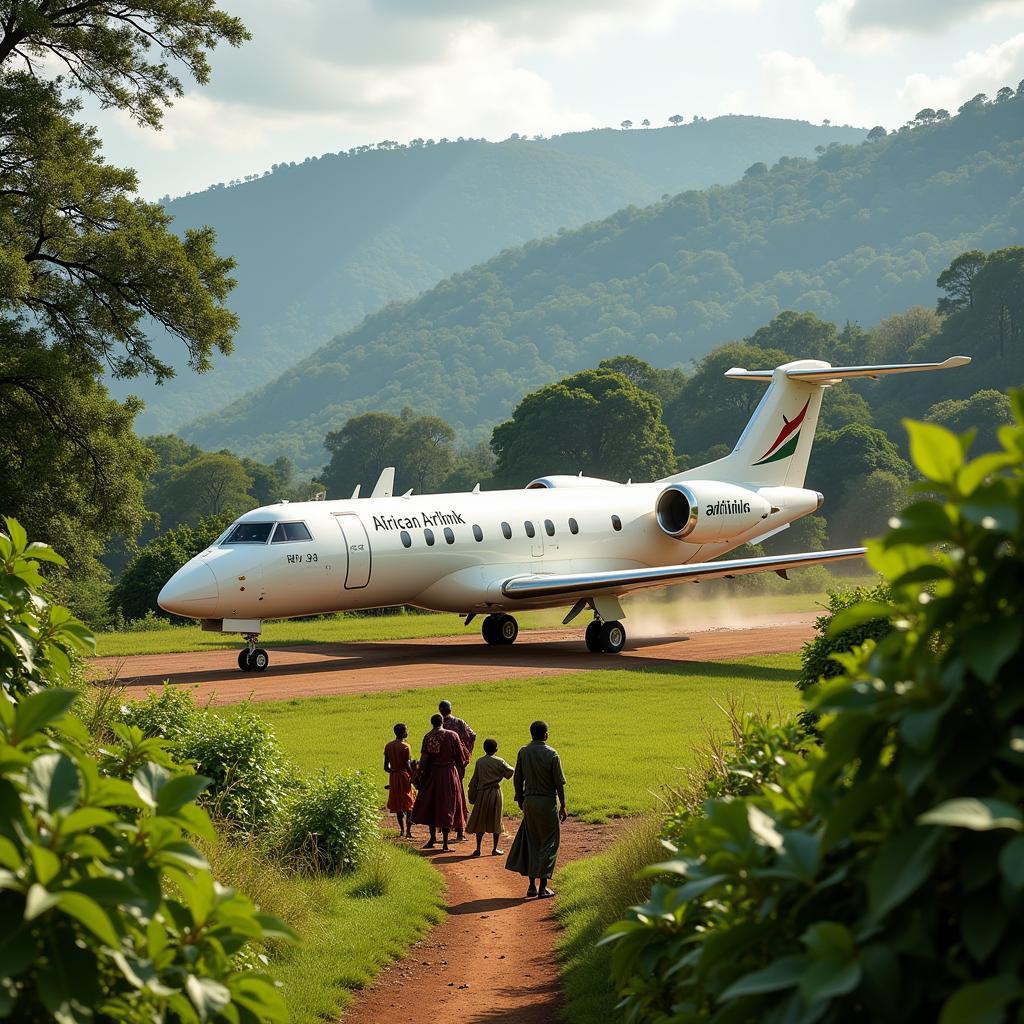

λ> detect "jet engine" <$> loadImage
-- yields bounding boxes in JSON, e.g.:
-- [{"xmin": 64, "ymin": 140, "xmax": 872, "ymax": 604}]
[
  {"xmin": 655, "ymin": 481, "xmax": 771, "ymax": 543},
  {"xmin": 526, "ymin": 475, "xmax": 621, "ymax": 489}
]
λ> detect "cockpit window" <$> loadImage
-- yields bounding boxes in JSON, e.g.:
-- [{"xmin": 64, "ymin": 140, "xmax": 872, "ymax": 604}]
[
  {"xmin": 271, "ymin": 521, "xmax": 313, "ymax": 543},
  {"xmin": 223, "ymin": 522, "xmax": 273, "ymax": 544}
]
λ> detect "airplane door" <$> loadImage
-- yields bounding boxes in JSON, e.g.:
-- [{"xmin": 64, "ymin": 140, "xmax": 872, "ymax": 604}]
[{"xmin": 333, "ymin": 513, "xmax": 371, "ymax": 589}]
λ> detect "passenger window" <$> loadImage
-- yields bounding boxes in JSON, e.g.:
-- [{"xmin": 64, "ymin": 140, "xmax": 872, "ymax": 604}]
[
  {"xmin": 544, "ymin": 519, "xmax": 555, "ymax": 537},
  {"xmin": 424, "ymin": 528, "xmax": 435, "ymax": 546},
  {"xmin": 501, "ymin": 522, "xmax": 512, "ymax": 540},
  {"xmin": 568, "ymin": 518, "xmax": 579, "ymax": 535},
  {"xmin": 473, "ymin": 525, "xmax": 483, "ymax": 542},
  {"xmin": 400, "ymin": 530, "xmax": 412, "ymax": 548},
  {"xmin": 444, "ymin": 527, "xmax": 455, "ymax": 544},
  {"xmin": 611, "ymin": 515, "xmax": 622, "ymax": 531},
  {"xmin": 224, "ymin": 522, "xmax": 273, "ymax": 544},
  {"xmin": 524, "ymin": 521, "xmax": 536, "ymax": 539},
  {"xmin": 271, "ymin": 521, "xmax": 312, "ymax": 543}
]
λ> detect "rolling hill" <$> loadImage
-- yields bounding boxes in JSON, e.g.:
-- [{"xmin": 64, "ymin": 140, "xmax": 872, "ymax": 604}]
[
  {"xmin": 111, "ymin": 117, "xmax": 864, "ymax": 432},
  {"xmin": 184, "ymin": 93, "xmax": 1024, "ymax": 472}
]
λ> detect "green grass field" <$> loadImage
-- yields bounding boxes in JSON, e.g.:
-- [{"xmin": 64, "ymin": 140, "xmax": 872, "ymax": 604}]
[
  {"xmin": 94, "ymin": 579, "xmax": 872, "ymax": 657},
  {"xmin": 248, "ymin": 654, "xmax": 802, "ymax": 823}
]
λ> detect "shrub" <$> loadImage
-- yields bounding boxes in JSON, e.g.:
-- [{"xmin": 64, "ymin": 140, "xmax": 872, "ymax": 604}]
[
  {"xmin": 603, "ymin": 397, "xmax": 1024, "ymax": 1023},
  {"xmin": 120, "ymin": 683, "xmax": 200, "ymax": 740},
  {"xmin": 276, "ymin": 771, "xmax": 378, "ymax": 874},
  {"xmin": 0, "ymin": 520, "xmax": 291, "ymax": 1022},
  {"xmin": 797, "ymin": 580, "xmax": 893, "ymax": 692}
]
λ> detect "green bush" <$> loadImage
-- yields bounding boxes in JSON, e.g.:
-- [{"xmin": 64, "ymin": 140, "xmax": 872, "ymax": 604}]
[
  {"xmin": 276, "ymin": 771, "xmax": 378, "ymax": 874},
  {"xmin": 603, "ymin": 396, "xmax": 1024, "ymax": 1023},
  {"xmin": 797, "ymin": 581, "xmax": 893, "ymax": 691},
  {"xmin": 0, "ymin": 520, "xmax": 291, "ymax": 1022},
  {"xmin": 120, "ymin": 683, "xmax": 201, "ymax": 741}
]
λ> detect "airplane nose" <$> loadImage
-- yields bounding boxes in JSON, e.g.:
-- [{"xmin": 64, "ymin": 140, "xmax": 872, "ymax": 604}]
[{"xmin": 158, "ymin": 561, "xmax": 219, "ymax": 618}]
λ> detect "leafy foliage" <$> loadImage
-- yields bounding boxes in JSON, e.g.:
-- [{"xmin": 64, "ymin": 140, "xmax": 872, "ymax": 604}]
[
  {"xmin": 275, "ymin": 771, "xmax": 379, "ymax": 875},
  {"xmin": 603, "ymin": 395, "xmax": 1024, "ymax": 1022},
  {"xmin": 0, "ymin": 520, "xmax": 291, "ymax": 1023},
  {"xmin": 186, "ymin": 93, "xmax": 1023, "ymax": 470}
]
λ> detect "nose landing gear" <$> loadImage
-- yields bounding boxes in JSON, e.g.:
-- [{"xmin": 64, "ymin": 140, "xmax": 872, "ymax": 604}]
[
  {"xmin": 238, "ymin": 633, "xmax": 269, "ymax": 672},
  {"xmin": 482, "ymin": 614, "xmax": 518, "ymax": 646},
  {"xmin": 585, "ymin": 618, "xmax": 626, "ymax": 654}
]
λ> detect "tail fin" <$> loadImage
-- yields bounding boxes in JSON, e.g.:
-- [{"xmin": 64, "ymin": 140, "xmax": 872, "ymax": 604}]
[{"xmin": 663, "ymin": 356, "xmax": 971, "ymax": 489}]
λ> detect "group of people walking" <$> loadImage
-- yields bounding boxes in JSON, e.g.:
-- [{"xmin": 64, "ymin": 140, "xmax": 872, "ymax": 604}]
[{"xmin": 383, "ymin": 699, "xmax": 569, "ymax": 897}]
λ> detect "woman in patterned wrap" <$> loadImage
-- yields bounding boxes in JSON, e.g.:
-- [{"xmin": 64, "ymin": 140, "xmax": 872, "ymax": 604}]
[
  {"xmin": 412, "ymin": 713, "xmax": 469, "ymax": 851},
  {"xmin": 383, "ymin": 723, "xmax": 416, "ymax": 839}
]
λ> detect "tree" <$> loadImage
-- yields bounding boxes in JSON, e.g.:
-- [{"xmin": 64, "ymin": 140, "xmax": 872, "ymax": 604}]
[
  {"xmin": 110, "ymin": 512, "xmax": 236, "ymax": 620},
  {"xmin": 867, "ymin": 305, "xmax": 942, "ymax": 361},
  {"xmin": 491, "ymin": 369, "xmax": 677, "ymax": 485},
  {"xmin": 926, "ymin": 389, "xmax": 1014, "ymax": 450},
  {"xmin": 152, "ymin": 453, "xmax": 253, "ymax": 528},
  {"xmin": 996, "ymin": 85, "xmax": 1015, "ymax": 103},
  {"xmin": 743, "ymin": 161, "xmax": 768, "ymax": 178},
  {"xmin": 668, "ymin": 114, "xmax": 684, "ymax": 126},
  {"xmin": 641, "ymin": 118, "xmax": 651, "ymax": 128},
  {"xmin": 936, "ymin": 249, "xmax": 987, "ymax": 313},
  {"xmin": 747, "ymin": 310, "xmax": 838, "ymax": 354},
  {"xmin": 830, "ymin": 467, "xmax": 908, "ymax": 546},
  {"xmin": 866, "ymin": 125, "xmax": 887, "ymax": 141},
  {"xmin": 597, "ymin": 354, "xmax": 687, "ymax": 408},
  {"xmin": 971, "ymin": 246, "xmax": 1024, "ymax": 358},
  {"xmin": 620, "ymin": 120, "xmax": 633, "ymax": 130}
]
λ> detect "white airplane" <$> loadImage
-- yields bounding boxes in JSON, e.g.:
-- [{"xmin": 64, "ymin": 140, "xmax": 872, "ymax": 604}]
[{"xmin": 158, "ymin": 356, "xmax": 969, "ymax": 671}]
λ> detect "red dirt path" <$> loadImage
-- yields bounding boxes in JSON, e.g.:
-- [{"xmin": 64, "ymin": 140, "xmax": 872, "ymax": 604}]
[
  {"xmin": 93, "ymin": 612, "xmax": 816, "ymax": 707},
  {"xmin": 344, "ymin": 819, "xmax": 624, "ymax": 1024}
]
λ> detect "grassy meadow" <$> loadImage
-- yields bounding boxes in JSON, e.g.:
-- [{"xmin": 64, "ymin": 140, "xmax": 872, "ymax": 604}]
[{"xmin": 247, "ymin": 654, "xmax": 802, "ymax": 823}]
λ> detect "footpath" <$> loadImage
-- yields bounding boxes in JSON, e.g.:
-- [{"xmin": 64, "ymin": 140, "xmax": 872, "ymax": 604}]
[{"xmin": 344, "ymin": 819, "xmax": 620, "ymax": 1024}]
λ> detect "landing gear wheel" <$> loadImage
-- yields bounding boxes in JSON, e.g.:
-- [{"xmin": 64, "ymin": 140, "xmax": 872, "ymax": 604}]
[
  {"xmin": 496, "ymin": 614, "xmax": 518, "ymax": 645},
  {"xmin": 238, "ymin": 649, "xmax": 252, "ymax": 671},
  {"xmin": 250, "ymin": 648, "xmax": 270, "ymax": 672},
  {"xmin": 482, "ymin": 615, "xmax": 500, "ymax": 645},
  {"xmin": 585, "ymin": 620, "xmax": 603, "ymax": 653},
  {"xmin": 600, "ymin": 620, "xmax": 626, "ymax": 654}
]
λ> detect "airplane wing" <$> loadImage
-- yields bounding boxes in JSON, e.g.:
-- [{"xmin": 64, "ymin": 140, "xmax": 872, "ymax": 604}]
[{"xmin": 500, "ymin": 547, "xmax": 865, "ymax": 602}]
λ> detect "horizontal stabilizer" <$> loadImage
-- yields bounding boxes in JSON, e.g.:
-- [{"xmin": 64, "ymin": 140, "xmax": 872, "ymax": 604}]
[
  {"xmin": 501, "ymin": 547, "xmax": 865, "ymax": 602},
  {"xmin": 725, "ymin": 356, "xmax": 970, "ymax": 384}
]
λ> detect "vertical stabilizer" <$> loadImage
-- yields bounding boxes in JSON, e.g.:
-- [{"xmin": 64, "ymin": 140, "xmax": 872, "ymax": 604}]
[{"xmin": 669, "ymin": 359, "xmax": 830, "ymax": 488}]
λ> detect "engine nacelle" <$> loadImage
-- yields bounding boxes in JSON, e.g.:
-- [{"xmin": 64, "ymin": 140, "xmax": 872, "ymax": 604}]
[
  {"xmin": 655, "ymin": 481, "xmax": 771, "ymax": 543},
  {"xmin": 526, "ymin": 475, "xmax": 621, "ymax": 489}
]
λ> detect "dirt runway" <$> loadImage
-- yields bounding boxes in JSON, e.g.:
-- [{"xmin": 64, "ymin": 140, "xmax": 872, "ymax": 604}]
[{"xmin": 94, "ymin": 611, "xmax": 816, "ymax": 706}]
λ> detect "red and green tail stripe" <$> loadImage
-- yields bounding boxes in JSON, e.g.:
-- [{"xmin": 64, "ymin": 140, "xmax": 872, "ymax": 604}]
[{"xmin": 753, "ymin": 397, "xmax": 810, "ymax": 466}]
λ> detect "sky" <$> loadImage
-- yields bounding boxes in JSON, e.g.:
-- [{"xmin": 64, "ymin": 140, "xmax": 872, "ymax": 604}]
[{"xmin": 87, "ymin": 0, "xmax": 1024, "ymax": 199}]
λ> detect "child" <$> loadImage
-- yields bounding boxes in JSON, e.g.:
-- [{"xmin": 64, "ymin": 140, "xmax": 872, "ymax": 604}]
[
  {"xmin": 466, "ymin": 738, "xmax": 514, "ymax": 857},
  {"xmin": 384, "ymin": 723, "xmax": 415, "ymax": 838}
]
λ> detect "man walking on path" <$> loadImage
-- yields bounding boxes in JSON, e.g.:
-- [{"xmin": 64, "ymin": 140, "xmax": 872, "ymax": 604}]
[
  {"xmin": 412, "ymin": 714, "xmax": 470, "ymax": 852},
  {"xmin": 505, "ymin": 720, "xmax": 568, "ymax": 898},
  {"xmin": 439, "ymin": 698, "xmax": 476, "ymax": 841}
]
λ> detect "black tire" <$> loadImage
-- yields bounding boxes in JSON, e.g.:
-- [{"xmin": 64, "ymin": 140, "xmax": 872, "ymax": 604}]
[
  {"xmin": 600, "ymin": 620, "xmax": 626, "ymax": 654},
  {"xmin": 496, "ymin": 614, "xmax": 518, "ymax": 645},
  {"xmin": 238, "ymin": 649, "xmax": 252, "ymax": 672},
  {"xmin": 585, "ymin": 620, "xmax": 603, "ymax": 653},
  {"xmin": 250, "ymin": 648, "xmax": 270, "ymax": 672},
  {"xmin": 482, "ymin": 616, "xmax": 500, "ymax": 645}
]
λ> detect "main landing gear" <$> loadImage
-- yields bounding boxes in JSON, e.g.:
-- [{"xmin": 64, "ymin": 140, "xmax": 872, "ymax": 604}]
[
  {"xmin": 482, "ymin": 613, "xmax": 518, "ymax": 646},
  {"xmin": 238, "ymin": 633, "xmax": 269, "ymax": 672},
  {"xmin": 585, "ymin": 618, "xmax": 626, "ymax": 654}
]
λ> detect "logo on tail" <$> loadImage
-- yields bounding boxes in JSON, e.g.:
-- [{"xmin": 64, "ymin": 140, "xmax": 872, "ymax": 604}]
[{"xmin": 753, "ymin": 397, "xmax": 810, "ymax": 466}]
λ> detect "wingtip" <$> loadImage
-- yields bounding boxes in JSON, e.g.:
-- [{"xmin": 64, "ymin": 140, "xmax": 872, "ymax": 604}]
[{"xmin": 943, "ymin": 355, "xmax": 972, "ymax": 367}]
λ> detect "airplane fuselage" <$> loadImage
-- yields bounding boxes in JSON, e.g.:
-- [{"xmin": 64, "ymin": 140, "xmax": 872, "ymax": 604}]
[{"xmin": 161, "ymin": 479, "xmax": 821, "ymax": 628}]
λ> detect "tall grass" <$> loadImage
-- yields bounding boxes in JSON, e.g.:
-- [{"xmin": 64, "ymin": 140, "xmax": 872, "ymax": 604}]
[{"xmin": 555, "ymin": 818, "xmax": 665, "ymax": 1023}]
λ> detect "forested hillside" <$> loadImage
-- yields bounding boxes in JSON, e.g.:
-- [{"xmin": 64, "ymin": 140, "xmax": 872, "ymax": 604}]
[
  {"xmin": 186, "ymin": 91, "xmax": 1024, "ymax": 471},
  {"xmin": 112, "ymin": 117, "xmax": 862, "ymax": 433}
]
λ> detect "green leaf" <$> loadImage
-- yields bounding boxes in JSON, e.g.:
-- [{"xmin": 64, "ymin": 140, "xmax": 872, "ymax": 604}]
[
  {"xmin": 719, "ymin": 955, "xmax": 808, "ymax": 999},
  {"xmin": 998, "ymin": 835, "xmax": 1024, "ymax": 889},
  {"xmin": 0, "ymin": 924, "xmax": 35, "ymax": 977},
  {"xmin": 868, "ymin": 828, "xmax": 941, "ymax": 920},
  {"xmin": 958, "ymin": 451, "xmax": 1016, "ymax": 494},
  {"xmin": 133, "ymin": 762, "xmax": 171, "ymax": 808},
  {"xmin": 802, "ymin": 921, "xmax": 855, "ymax": 961},
  {"xmin": 961, "ymin": 899, "xmax": 1005, "ymax": 963},
  {"xmin": 185, "ymin": 975, "xmax": 231, "ymax": 1021},
  {"xmin": 799, "ymin": 959, "xmax": 862, "ymax": 1004},
  {"xmin": 156, "ymin": 774, "xmax": 210, "ymax": 816},
  {"xmin": 25, "ymin": 753, "xmax": 80, "ymax": 815},
  {"xmin": 13, "ymin": 689, "xmax": 77, "ymax": 742},
  {"xmin": 0, "ymin": 835, "xmax": 22, "ymax": 870},
  {"xmin": 826, "ymin": 602, "xmax": 893, "ymax": 637},
  {"xmin": 961, "ymin": 618, "xmax": 1022, "ymax": 683},
  {"xmin": 918, "ymin": 798, "xmax": 1023, "ymax": 832},
  {"xmin": 60, "ymin": 807, "xmax": 117, "ymax": 834},
  {"xmin": 24, "ymin": 882, "xmax": 59, "ymax": 920},
  {"xmin": 254, "ymin": 912, "xmax": 298, "ymax": 943},
  {"xmin": 939, "ymin": 976, "xmax": 1018, "ymax": 1024},
  {"xmin": 904, "ymin": 419, "xmax": 964, "ymax": 483},
  {"xmin": 55, "ymin": 891, "xmax": 121, "ymax": 947}
]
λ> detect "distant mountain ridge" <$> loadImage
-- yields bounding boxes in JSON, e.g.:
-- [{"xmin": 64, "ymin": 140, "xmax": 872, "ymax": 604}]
[{"xmin": 112, "ymin": 116, "xmax": 864, "ymax": 432}]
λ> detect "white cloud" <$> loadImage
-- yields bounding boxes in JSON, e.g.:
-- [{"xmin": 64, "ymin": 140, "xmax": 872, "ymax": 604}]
[
  {"xmin": 901, "ymin": 33, "xmax": 1024, "ymax": 113},
  {"xmin": 818, "ymin": 0, "xmax": 1024, "ymax": 51}
]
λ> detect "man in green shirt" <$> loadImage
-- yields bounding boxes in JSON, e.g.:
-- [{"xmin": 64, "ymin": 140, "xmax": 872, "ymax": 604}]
[{"xmin": 505, "ymin": 720, "xmax": 568, "ymax": 898}]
